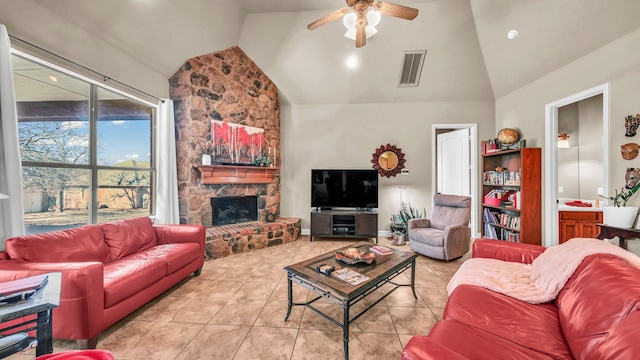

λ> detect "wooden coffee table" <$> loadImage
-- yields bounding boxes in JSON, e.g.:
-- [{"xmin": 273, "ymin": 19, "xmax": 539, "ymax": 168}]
[{"xmin": 284, "ymin": 242, "xmax": 418, "ymax": 360}]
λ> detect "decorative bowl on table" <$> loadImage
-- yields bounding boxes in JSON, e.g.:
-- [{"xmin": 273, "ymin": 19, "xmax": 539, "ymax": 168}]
[{"xmin": 335, "ymin": 248, "xmax": 376, "ymax": 265}]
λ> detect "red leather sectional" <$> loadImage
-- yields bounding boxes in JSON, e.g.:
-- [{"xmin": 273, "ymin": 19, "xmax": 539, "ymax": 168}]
[
  {"xmin": 0, "ymin": 217, "xmax": 205, "ymax": 347},
  {"xmin": 402, "ymin": 239, "xmax": 640, "ymax": 359}
]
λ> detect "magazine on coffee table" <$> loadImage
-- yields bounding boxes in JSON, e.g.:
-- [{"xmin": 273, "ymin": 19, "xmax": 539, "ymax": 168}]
[{"xmin": 331, "ymin": 268, "xmax": 370, "ymax": 286}]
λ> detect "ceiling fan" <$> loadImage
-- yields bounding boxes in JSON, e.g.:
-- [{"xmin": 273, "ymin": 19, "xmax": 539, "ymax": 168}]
[{"xmin": 307, "ymin": 0, "xmax": 419, "ymax": 48}]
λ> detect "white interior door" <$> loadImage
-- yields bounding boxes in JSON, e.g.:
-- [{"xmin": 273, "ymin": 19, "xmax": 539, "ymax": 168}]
[{"xmin": 437, "ymin": 128, "xmax": 470, "ymax": 196}]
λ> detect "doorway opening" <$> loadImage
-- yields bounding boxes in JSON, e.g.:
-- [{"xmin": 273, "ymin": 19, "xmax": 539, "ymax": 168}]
[
  {"xmin": 544, "ymin": 83, "xmax": 610, "ymax": 247},
  {"xmin": 432, "ymin": 124, "xmax": 478, "ymax": 237}
]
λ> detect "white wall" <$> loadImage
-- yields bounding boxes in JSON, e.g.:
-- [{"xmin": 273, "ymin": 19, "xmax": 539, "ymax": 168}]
[
  {"xmin": 496, "ymin": 27, "xmax": 640, "ymax": 251},
  {"xmin": 0, "ymin": 0, "xmax": 168, "ymax": 98},
  {"xmin": 280, "ymin": 101, "xmax": 494, "ymax": 232}
]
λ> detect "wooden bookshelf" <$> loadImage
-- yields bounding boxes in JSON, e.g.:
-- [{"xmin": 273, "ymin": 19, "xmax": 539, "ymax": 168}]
[{"xmin": 481, "ymin": 148, "xmax": 541, "ymax": 245}]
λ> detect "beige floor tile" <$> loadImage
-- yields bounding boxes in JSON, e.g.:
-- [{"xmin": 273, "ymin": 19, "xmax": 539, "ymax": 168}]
[
  {"xmin": 300, "ymin": 302, "xmax": 344, "ymax": 332},
  {"xmin": 290, "ymin": 329, "xmax": 344, "ymax": 360},
  {"xmin": 348, "ymin": 332, "xmax": 404, "ymax": 360},
  {"xmin": 348, "ymin": 304, "xmax": 396, "ymax": 334},
  {"xmin": 210, "ymin": 299, "xmax": 266, "ymax": 325},
  {"xmin": 398, "ymin": 334, "xmax": 415, "ymax": 348},
  {"xmin": 114, "ymin": 322, "xmax": 204, "ymax": 360},
  {"xmin": 231, "ymin": 279, "xmax": 278, "ymax": 301},
  {"xmin": 222, "ymin": 266, "xmax": 259, "ymax": 282},
  {"xmin": 156, "ymin": 296, "xmax": 227, "ymax": 323},
  {"xmin": 175, "ymin": 324, "xmax": 250, "ymax": 360},
  {"xmin": 417, "ymin": 287, "xmax": 449, "ymax": 309},
  {"xmin": 388, "ymin": 307, "xmax": 438, "ymax": 336},
  {"xmin": 204, "ymin": 279, "xmax": 243, "ymax": 300},
  {"xmin": 98, "ymin": 319, "xmax": 156, "ymax": 354},
  {"xmin": 232, "ymin": 327, "xmax": 298, "ymax": 360},
  {"xmin": 250, "ymin": 268, "xmax": 287, "ymax": 282},
  {"xmin": 384, "ymin": 286, "xmax": 427, "ymax": 307},
  {"xmin": 254, "ymin": 298, "xmax": 304, "ymax": 328}
]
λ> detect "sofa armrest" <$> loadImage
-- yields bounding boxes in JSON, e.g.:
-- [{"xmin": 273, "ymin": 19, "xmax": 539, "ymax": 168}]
[
  {"xmin": 0, "ymin": 260, "xmax": 105, "ymax": 339},
  {"xmin": 472, "ymin": 239, "xmax": 545, "ymax": 264},
  {"xmin": 402, "ymin": 336, "xmax": 468, "ymax": 360},
  {"xmin": 408, "ymin": 218, "xmax": 430, "ymax": 230},
  {"xmin": 154, "ymin": 224, "xmax": 206, "ymax": 246}
]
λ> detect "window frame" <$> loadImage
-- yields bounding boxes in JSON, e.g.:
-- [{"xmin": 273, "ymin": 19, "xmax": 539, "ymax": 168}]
[{"xmin": 12, "ymin": 49, "xmax": 158, "ymax": 226}]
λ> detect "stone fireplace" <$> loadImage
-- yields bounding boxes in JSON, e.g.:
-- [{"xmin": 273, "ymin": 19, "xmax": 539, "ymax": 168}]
[{"xmin": 169, "ymin": 46, "xmax": 300, "ymax": 259}]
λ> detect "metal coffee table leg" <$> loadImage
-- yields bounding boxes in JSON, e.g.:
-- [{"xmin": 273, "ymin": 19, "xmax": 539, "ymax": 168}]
[
  {"xmin": 410, "ymin": 259, "xmax": 417, "ymax": 299},
  {"xmin": 284, "ymin": 276, "xmax": 293, "ymax": 321},
  {"xmin": 343, "ymin": 302, "xmax": 349, "ymax": 360}
]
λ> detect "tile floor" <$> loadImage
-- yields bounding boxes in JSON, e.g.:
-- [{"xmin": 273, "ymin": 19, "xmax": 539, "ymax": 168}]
[{"xmin": 9, "ymin": 236, "xmax": 468, "ymax": 360}]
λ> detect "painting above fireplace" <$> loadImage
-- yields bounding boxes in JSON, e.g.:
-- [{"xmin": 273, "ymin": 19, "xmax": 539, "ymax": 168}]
[{"xmin": 211, "ymin": 120, "xmax": 264, "ymax": 165}]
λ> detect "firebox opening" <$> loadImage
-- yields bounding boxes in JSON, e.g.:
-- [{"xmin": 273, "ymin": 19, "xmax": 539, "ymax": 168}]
[{"xmin": 211, "ymin": 196, "xmax": 259, "ymax": 226}]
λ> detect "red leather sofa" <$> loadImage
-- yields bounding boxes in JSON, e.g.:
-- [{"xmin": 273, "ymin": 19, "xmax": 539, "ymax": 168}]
[
  {"xmin": 402, "ymin": 239, "xmax": 640, "ymax": 360},
  {"xmin": 0, "ymin": 217, "xmax": 205, "ymax": 348}
]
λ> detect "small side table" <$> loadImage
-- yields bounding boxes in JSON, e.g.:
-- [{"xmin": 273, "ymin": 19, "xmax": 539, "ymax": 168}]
[
  {"xmin": 0, "ymin": 272, "xmax": 61, "ymax": 357},
  {"xmin": 596, "ymin": 224, "xmax": 640, "ymax": 250}
]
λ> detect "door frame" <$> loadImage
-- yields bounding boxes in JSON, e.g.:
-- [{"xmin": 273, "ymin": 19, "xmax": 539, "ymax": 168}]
[
  {"xmin": 544, "ymin": 83, "xmax": 610, "ymax": 247},
  {"xmin": 432, "ymin": 123, "xmax": 479, "ymax": 237}
]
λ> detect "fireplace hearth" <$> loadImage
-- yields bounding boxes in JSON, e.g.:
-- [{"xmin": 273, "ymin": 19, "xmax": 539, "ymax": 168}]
[{"xmin": 211, "ymin": 196, "xmax": 258, "ymax": 226}]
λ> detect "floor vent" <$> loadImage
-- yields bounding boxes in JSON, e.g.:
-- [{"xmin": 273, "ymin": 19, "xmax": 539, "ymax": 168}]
[{"xmin": 398, "ymin": 50, "xmax": 426, "ymax": 87}]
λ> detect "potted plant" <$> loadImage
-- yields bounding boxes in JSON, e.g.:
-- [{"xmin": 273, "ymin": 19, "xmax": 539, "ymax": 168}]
[
  {"xmin": 600, "ymin": 181, "xmax": 640, "ymax": 228},
  {"xmin": 253, "ymin": 152, "xmax": 272, "ymax": 167},
  {"xmin": 390, "ymin": 202, "xmax": 426, "ymax": 245}
]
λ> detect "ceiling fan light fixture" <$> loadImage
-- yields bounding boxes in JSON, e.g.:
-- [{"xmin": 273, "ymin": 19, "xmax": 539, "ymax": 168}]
[
  {"xmin": 365, "ymin": 26, "xmax": 378, "ymax": 38},
  {"xmin": 344, "ymin": 28, "xmax": 357, "ymax": 40},
  {"xmin": 343, "ymin": 12, "xmax": 357, "ymax": 29},
  {"xmin": 367, "ymin": 10, "xmax": 381, "ymax": 27}
]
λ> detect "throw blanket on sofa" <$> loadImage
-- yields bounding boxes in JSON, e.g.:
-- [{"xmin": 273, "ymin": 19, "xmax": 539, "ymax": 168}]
[{"xmin": 447, "ymin": 238, "xmax": 640, "ymax": 304}]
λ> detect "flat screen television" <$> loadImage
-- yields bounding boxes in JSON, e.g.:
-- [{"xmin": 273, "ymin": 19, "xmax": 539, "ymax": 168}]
[{"xmin": 311, "ymin": 169, "xmax": 378, "ymax": 209}]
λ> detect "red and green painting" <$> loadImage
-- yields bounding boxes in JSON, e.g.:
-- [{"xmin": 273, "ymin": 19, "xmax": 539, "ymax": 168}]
[{"xmin": 211, "ymin": 120, "xmax": 265, "ymax": 165}]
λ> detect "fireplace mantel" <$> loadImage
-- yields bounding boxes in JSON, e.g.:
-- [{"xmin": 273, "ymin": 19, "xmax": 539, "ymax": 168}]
[{"xmin": 196, "ymin": 165, "xmax": 279, "ymax": 184}]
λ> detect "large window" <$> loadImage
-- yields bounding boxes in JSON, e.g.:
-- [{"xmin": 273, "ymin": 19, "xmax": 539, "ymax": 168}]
[{"xmin": 12, "ymin": 54, "xmax": 155, "ymax": 234}]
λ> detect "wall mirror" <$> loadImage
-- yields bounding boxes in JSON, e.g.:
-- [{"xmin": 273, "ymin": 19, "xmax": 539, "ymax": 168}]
[
  {"xmin": 371, "ymin": 144, "xmax": 405, "ymax": 177},
  {"xmin": 557, "ymin": 94, "xmax": 604, "ymax": 200}
]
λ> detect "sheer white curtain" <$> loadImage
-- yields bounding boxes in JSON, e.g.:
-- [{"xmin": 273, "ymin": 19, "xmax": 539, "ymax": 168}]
[
  {"xmin": 0, "ymin": 24, "xmax": 25, "ymax": 249},
  {"xmin": 154, "ymin": 99, "xmax": 179, "ymax": 224}
]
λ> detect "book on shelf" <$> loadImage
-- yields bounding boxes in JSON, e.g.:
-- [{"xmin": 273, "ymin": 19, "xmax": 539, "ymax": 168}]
[
  {"xmin": 483, "ymin": 170, "xmax": 521, "ymax": 186},
  {"xmin": 331, "ymin": 268, "xmax": 370, "ymax": 286},
  {"xmin": 370, "ymin": 245, "xmax": 392, "ymax": 256}
]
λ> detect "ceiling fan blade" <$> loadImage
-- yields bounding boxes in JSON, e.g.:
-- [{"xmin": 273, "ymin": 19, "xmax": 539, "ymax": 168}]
[
  {"xmin": 376, "ymin": 1, "xmax": 418, "ymax": 20},
  {"xmin": 307, "ymin": 7, "xmax": 350, "ymax": 30},
  {"xmin": 355, "ymin": 21, "xmax": 366, "ymax": 48}
]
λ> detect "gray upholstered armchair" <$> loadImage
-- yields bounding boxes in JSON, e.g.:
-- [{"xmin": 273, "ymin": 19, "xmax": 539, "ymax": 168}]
[{"xmin": 407, "ymin": 194, "xmax": 471, "ymax": 260}]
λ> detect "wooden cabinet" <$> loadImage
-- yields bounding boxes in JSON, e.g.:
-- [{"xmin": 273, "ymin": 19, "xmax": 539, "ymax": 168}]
[
  {"xmin": 559, "ymin": 211, "xmax": 603, "ymax": 243},
  {"xmin": 481, "ymin": 148, "xmax": 541, "ymax": 245},
  {"xmin": 310, "ymin": 210, "xmax": 378, "ymax": 242}
]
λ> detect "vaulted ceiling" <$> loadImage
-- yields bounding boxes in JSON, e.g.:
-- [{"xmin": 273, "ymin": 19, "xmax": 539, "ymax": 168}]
[{"xmin": 7, "ymin": 0, "xmax": 640, "ymax": 104}]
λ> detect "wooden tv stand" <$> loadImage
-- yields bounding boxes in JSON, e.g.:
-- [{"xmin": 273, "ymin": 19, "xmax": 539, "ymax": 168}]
[{"xmin": 310, "ymin": 209, "xmax": 378, "ymax": 243}]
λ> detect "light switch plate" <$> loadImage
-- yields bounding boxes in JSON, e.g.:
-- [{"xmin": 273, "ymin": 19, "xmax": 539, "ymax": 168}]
[{"xmin": 401, "ymin": 169, "xmax": 409, "ymax": 175}]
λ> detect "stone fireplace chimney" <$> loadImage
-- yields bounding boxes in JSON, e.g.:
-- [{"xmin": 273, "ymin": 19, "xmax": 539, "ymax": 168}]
[{"xmin": 169, "ymin": 46, "xmax": 281, "ymax": 226}]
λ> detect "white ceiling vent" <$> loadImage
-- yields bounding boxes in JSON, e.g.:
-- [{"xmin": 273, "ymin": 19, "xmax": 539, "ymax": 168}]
[{"xmin": 398, "ymin": 50, "xmax": 426, "ymax": 87}]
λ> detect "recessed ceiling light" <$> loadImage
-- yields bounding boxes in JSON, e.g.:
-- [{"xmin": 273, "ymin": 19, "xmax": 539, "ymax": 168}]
[
  {"xmin": 346, "ymin": 54, "xmax": 359, "ymax": 69},
  {"xmin": 48, "ymin": 75, "xmax": 58, "ymax": 82},
  {"xmin": 507, "ymin": 30, "xmax": 519, "ymax": 40}
]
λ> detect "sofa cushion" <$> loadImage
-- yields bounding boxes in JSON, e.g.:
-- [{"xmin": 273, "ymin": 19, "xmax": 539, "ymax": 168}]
[
  {"xmin": 408, "ymin": 228, "xmax": 444, "ymax": 247},
  {"xmin": 101, "ymin": 217, "xmax": 157, "ymax": 260},
  {"xmin": 103, "ymin": 258, "xmax": 165, "ymax": 308},
  {"xmin": 556, "ymin": 254, "xmax": 640, "ymax": 359},
  {"xmin": 445, "ymin": 284, "xmax": 572, "ymax": 359},
  {"xmin": 6, "ymin": 225, "xmax": 111, "ymax": 263},
  {"xmin": 124, "ymin": 243, "xmax": 201, "ymax": 275},
  {"xmin": 425, "ymin": 319, "xmax": 556, "ymax": 360}
]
